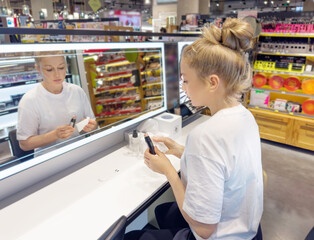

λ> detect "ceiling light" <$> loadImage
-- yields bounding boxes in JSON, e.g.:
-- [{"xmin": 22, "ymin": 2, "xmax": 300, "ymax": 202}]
[
  {"xmin": 271, "ymin": 1, "xmax": 274, "ymax": 4},
  {"xmin": 145, "ymin": 0, "xmax": 151, "ymax": 4},
  {"xmin": 216, "ymin": 3, "xmax": 219, "ymax": 6},
  {"xmin": 264, "ymin": 1, "xmax": 268, "ymax": 4},
  {"xmin": 286, "ymin": 0, "xmax": 290, "ymax": 3}
]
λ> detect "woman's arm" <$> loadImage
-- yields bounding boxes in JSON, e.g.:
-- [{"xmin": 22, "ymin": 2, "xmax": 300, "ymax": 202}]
[
  {"xmin": 166, "ymin": 168, "xmax": 217, "ymax": 239},
  {"xmin": 19, "ymin": 125, "xmax": 74, "ymax": 151},
  {"xmin": 144, "ymin": 147, "xmax": 217, "ymax": 239}
]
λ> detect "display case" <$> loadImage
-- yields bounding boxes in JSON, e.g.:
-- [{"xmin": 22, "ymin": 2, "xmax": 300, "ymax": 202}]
[
  {"xmin": 0, "ymin": 42, "xmax": 167, "ymax": 177},
  {"xmin": 83, "ymin": 46, "xmax": 164, "ymax": 128},
  {"xmin": 249, "ymin": 32, "xmax": 314, "ymax": 151}
]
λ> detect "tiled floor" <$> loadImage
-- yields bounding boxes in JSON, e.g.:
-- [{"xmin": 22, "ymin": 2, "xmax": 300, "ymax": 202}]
[{"xmin": 261, "ymin": 140, "xmax": 314, "ymax": 240}]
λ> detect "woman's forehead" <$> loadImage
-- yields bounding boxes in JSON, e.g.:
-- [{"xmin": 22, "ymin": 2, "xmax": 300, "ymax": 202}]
[{"xmin": 40, "ymin": 56, "xmax": 65, "ymax": 66}]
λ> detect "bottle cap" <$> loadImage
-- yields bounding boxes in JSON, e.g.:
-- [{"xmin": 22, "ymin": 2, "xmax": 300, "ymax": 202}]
[{"xmin": 133, "ymin": 130, "xmax": 138, "ymax": 138}]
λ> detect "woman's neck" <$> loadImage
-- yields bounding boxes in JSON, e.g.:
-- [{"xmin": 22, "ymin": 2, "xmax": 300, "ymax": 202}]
[
  {"xmin": 41, "ymin": 82, "xmax": 63, "ymax": 94},
  {"xmin": 209, "ymin": 98, "xmax": 239, "ymax": 116}
]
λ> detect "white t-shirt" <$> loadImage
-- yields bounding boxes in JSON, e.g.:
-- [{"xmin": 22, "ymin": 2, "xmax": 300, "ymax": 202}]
[
  {"xmin": 17, "ymin": 82, "xmax": 95, "ymax": 152},
  {"xmin": 181, "ymin": 104, "xmax": 263, "ymax": 240}
]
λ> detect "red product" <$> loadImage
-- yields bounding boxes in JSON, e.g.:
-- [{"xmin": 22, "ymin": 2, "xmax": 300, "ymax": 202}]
[
  {"xmin": 269, "ymin": 75, "xmax": 284, "ymax": 89},
  {"xmin": 253, "ymin": 74, "xmax": 267, "ymax": 88},
  {"xmin": 302, "ymin": 100, "xmax": 314, "ymax": 115},
  {"xmin": 284, "ymin": 77, "xmax": 301, "ymax": 91}
]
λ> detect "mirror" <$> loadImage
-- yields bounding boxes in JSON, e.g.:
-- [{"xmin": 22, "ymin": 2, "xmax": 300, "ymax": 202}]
[{"xmin": 0, "ymin": 42, "xmax": 167, "ymax": 175}]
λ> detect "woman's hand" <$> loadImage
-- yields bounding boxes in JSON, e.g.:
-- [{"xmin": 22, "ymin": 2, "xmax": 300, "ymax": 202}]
[
  {"xmin": 144, "ymin": 146, "xmax": 176, "ymax": 176},
  {"xmin": 55, "ymin": 125, "xmax": 75, "ymax": 139},
  {"xmin": 83, "ymin": 119, "xmax": 97, "ymax": 133},
  {"xmin": 152, "ymin": 136, "xmax": 185, "ymax": 159}
]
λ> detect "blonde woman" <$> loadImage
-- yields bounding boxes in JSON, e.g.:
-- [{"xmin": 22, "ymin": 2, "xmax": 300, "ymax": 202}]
[
  {"xmin": 126, "ymin": 18, "xmax": 263, "ymax": 240},
  {"xmin": 17, "ymin": 52, "xmax": 97, "ymax": 152}
]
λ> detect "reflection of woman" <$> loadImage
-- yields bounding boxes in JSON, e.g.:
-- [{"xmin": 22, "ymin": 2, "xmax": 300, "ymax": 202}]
[
  {"xmin": 17, "ymin": 52, "xmax": 97, "ymax": 152},
  {"xmin": 126, "ymin": 19, "xmax": 263, "ymax": 240}
]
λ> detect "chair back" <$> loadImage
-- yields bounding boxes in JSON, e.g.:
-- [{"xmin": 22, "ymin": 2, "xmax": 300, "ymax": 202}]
[
  {"xmin": 98, "ymin": 216, "xmax": 127, "ymax": 240},
  {"xmin": 8, "ymin": 129, "xmax": 34, "ymax": 159}
]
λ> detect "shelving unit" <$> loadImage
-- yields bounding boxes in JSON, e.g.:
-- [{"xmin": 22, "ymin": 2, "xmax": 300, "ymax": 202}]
[
  {"xmin": 250, "ymin": 32, "xmax": 314, "ymax": 151},
  {"xmin": 84, "ymin": 49, "xmax": 164, "ymax": 128}
]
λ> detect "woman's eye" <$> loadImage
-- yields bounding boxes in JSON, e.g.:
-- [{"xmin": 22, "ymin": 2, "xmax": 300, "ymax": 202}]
[
  {"xmin": 58, "ymin": 67, "xmax": 65, "ymax": 70},
  {"xmin": 45, "ymin": 69, "xmax": 52, "ymax": 72}
]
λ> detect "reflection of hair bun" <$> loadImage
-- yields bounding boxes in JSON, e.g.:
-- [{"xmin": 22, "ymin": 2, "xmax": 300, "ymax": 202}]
[{"xmin": 221, "ymin": 18, "xmax": 254, "ymax": 51}]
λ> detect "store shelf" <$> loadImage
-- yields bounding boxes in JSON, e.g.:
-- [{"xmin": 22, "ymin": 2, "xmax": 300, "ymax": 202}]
[
  {"xmin": 96, "ymin": 69, "xmax": 134, "ymax": 78},
  {"xmin": 253, "ymin": 69, "xmax": 314, "ymax": 77},
  {"xmin": 144, "ymin": 96, "xmax": 163, "ymax": 100},
  {"xmin": 0, "ymin": 107, "xmax": 18, "ymax": 116},
  {"xmin": 96, "ymin": 96, "xmax": 140, "ymax": 105},
  {"xmin": 248, "ymin": 105, "xmax": 314, "ymax": 119},
  {"xmin": 256, "ymin": 51, "xmax": 314, "ymax": 57},
  {"xmin": 96, "ymin": 112, "xmax": 140, "ymax": 120},
  {"xmin": 260, "ymin": 33, "xmax": 314, "ymax": 37},
  {"xmin": 96, "ymin": 108, "xmax": 141, "ymax": 117},
  {"xmin": 0, "ymin": 79, "xmax": 40, "ymax": 89},
  {"xmin": 95, "ymin": 84, "xmax": 135, "ymax": 93},
  {"xmin": 251, "ymin": 87, "xmax": 313, "ymax": 98},
  {"xmin": 95, "ymin": 86, "xmax": 138, "ymax": 95},
  {"xmin": 95, "ymin": 58, "xmax": 127, "ymax": 66},
  {"xmin": 142, "ymin": 82, "xmax": 162, "ymax": 88}
]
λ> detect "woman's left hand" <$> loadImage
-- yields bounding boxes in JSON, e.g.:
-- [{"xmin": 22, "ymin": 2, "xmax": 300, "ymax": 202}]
[
  {"xmin": 83, "ymin": 119, "xmax": 97, "ymax": 133},
  {"xmin": 144, "ymin": 146, "xmax": 175, "ymax": 175}
]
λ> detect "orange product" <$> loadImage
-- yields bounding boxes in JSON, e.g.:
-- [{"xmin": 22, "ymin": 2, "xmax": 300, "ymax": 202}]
[
  {"xmin": 284, "ymin": 77, "xmax": 301, "ymax": 91},
  {"xmin": 269, "ymin": 75, "xmax": 284, "ymax": 89},
  {"xmin": 302, "ymin": 99, "xmax": 314, "ymax": 115},
  {"xmin": 301, "ymin": 79, "xmax": 314, "ymax": 95},
  {"xmin": 253, "ymin": 74, "xmax": 267, "ymax": 88}
]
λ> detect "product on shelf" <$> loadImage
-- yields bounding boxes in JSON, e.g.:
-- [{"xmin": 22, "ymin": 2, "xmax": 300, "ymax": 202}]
[
  {"xmin": 253, "ymin": 74, "xmax": 267, "ymax": 88},
  {"xmin": 286, "ymin": 101, "xmax": 301, "ymax": 113},
  {"xmin": 284, "ymin": 77, "xmax": 301, "ymax": 91},
  {"xmin": 269, "ymin": 75, "xmax": 284, "ymax": 89},
  {"xmin": 301, "ymin": 79, "xmax": 314, "ymax": 95},
  {"xmin": 250, "ymin": 89, "xmax": 270, "ymax": 108},
  {"xmin": 302, "ymin": 100, "xmax": 314, "ymax": 115},
  {"xmin": 273, "ymin": 98, "xmax": 287, "ymax": 111}
]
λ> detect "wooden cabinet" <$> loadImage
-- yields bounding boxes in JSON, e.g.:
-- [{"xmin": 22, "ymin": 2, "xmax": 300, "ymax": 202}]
[
  {"xmin": 249, "ymin": 108, "xmax": 314, "ymax": 151},
  {"xmin": 293, "ymin": 118, "xmax": 314, "ymax": 151}
]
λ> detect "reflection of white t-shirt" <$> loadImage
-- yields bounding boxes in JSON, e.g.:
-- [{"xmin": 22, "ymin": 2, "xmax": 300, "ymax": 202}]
[
  {"xmin": 17, "ymin": 82, "xmax": 95, "ymax": 151},
  {"xmin": 181, "ymin": 104, "xmax": 263, "ymax": 240}
]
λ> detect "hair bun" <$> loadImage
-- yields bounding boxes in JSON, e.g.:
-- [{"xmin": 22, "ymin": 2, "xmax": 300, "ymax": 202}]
[
  {"xmin": 202, "ymin": 24, "xmax": 222, "ymax": 45},
  {"xmin": 221, "ymin": 18, "xmax": 254, "ymax": 51}
]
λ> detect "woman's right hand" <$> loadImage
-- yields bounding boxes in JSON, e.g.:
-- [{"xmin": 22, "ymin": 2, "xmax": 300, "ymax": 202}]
[
  {"xmin": 55, "ymin": 125, "xmax": 75, "ymax": 139},
  {"xmin": 152, "ymin": 136, "xmax": 185, "ymax": 159}
]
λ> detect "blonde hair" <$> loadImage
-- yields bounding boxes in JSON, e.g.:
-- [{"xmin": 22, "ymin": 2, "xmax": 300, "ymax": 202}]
[
  {"xmin": 182, "ymin": 18, "xmax": 254, "ymax": 103},
  {"xmin": 34, "ymin": 51, "xmax": 65, "ymax": 66}
]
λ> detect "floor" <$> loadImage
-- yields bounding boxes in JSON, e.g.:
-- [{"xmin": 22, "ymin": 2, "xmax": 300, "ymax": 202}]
[{"xmin": 261, "ymin": 140, "xmax": 314, "ymax": 240}]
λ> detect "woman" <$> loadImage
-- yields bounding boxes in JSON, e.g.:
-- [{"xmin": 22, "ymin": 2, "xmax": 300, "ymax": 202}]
[
  {"xmin": 17, "ymin": 51, "xmax": 97, "ymax": 152},
  {"xmin": 126, "ymin": 18, "xmax": 263, "ymax": 240}
]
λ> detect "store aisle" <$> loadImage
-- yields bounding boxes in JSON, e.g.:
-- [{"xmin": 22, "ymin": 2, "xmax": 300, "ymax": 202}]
[{"xmin": 261, "ymin": 140, "xmax": 314, "ymax": 240}]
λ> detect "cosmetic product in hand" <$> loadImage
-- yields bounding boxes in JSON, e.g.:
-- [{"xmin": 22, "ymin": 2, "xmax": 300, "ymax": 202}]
[{"xmin": 144, "ymin": 133, "xmax": 156, "ymax": 155}]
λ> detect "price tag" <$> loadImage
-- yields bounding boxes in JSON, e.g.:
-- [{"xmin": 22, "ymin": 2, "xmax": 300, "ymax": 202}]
[
  {"xmin": 255, "ymin": 106, "xmax": 259, "ymax": 109},
  {"xmin": 88, "ymin": 0, "xmax": 101, "ymax": 12},
  {"xmin": 289, "ymin": 112, "xmax": 294, "ymax": 115},
  {"xmin": 275, "ymin": 110, "xmax": 279, "ymax": 112}
]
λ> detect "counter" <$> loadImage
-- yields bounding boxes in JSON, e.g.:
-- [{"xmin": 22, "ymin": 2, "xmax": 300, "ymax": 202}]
[{"xmin": 0, "ymin": 115, "xmax": 210, "ymax": 240}]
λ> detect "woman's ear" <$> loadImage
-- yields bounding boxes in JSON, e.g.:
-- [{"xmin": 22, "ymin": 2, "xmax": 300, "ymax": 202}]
[{"xmin": 206, "ymin": 74, "xmax": 220, "ymax": 91}]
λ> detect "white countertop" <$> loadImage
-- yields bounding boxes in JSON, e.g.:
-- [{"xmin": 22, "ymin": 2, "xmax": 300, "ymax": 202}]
[{"xmin": 0, "ymin": 115, "xmax": 210, "ymax": 240}]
